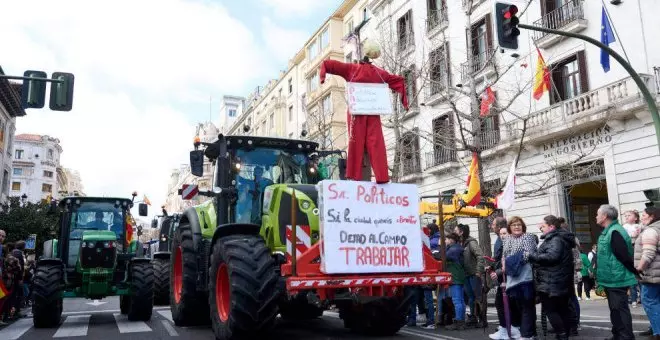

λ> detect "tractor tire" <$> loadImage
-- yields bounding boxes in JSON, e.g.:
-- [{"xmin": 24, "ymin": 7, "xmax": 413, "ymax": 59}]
[
  {"xmin": 32, "ymin": 263, "xmax": 63, "ymax": 328},
  {"xmin": 127, "ymin": 261, "xmax": 155, "ymax": 321},
  {"xmin": 170, "ymin": 222, "xmax": 209, "ymax": 326},
  {"xmin": 152, "ymin": 258, "xmax": 170, "ymax": 305},
  {"xmin": 279, "ymin": 294, "xmax": 324, "ymax": 321},
  {"xmin": 208, "ymin": 234, "xmax": 279, "ymax": 340},
  {"xmin": 338, "ymin": 288, "xmax": 414, "ymax": 336},
  {"xmin": 120, "ymin": 295, "xmax": 130, "ymax": 314}
]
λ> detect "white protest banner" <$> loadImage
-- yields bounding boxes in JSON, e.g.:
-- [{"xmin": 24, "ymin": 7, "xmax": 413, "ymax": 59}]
[
  {"xmin": 346, "ymin": 82, "xmax": 393, "ymax": 115},
  {"xmin": 318, "ymin": 180, "xmax": 423, "ymax": 274}
]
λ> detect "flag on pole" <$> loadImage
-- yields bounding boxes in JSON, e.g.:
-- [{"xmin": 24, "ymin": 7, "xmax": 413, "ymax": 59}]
[
  {"xmin": 532, "ymin": 48, "xmax": 551, "ymax": 100},
  {"xmin": 125, "ymin": 214, "xmax": 135, "ymax": 245},
  {"xmin": 480, "ymin": 86, "xmax": 496, "ymax": 116},
  {"xmin": 143, "ymin": 195, "xmax": 152, "ymax": 206},
  {"xmin": 496, "ymin": 157, "xmax": 517, "ymax": 210},
  {"xmin": 462, "ymin": 153, "xmax": 481, "ymax": 206},
  {"xmin": 600, "ymin": 5, "xmax": 616, "ymax": 73}
]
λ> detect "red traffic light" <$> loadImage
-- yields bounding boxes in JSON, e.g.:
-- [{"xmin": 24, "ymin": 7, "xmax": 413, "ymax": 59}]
[
  {"xmin": 502, "ymin": 5, "xmax": 518, "ymax": 19},
  {"xmin": 504, "ymin": 12, "xmax": 511, "ymax": 19}
]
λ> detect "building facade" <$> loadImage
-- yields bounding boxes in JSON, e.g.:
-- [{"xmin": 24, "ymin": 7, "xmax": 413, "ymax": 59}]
[
  {"xmin": 10, "ymin": 134, "xmax": 64, "ymax": 203},
  {"xmin": 218, "ymin": 95, "xmax": 246, "ymax": 134},
  {"xmin": 362, "ymin": 0, "xmax": 660, "ymax": 250},
  {"xmin": 58, "ymin": 167, "xmax": 85, "ymax": 197},
  {"xmin": 163, "ymin": 122, "xmax": 218, "ymax": 213},
  {"xmin": 0, "ymin": 67, "xmax": 23, "ymax": 205}
]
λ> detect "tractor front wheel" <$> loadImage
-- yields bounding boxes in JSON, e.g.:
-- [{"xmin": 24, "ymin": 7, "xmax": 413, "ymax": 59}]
[
  {"xmin": 208, "ymin": 234, "xmax": 279, "ymax": 340},
  {"xmin": 32, "ymin": 263, "xmax": 63, "ymax": 328},
  {"xmin": 338, "ymin": 288, "xmax": 414, "ymax": 336},
  {"xmin": 127, "ymin": 261, "xmax": 155, "ymax": 321},
  {"xmin": 152, "ymin": 257, "xmax": 170, "ymax": 305},
  {"xmin": 170, "ymin": 222, "xmax": 209, "ymax": 326}
]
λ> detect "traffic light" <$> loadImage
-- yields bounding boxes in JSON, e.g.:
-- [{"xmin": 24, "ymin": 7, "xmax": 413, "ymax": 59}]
[
  {"xmin": 49, "ymin": 72, "xmax": 75, "ymax": 111},
  {"xmin": 495, "ymin": 2, "xmax": 520, "ymax": 50},
  {"xmin": 21, "ymin": 70, "xmax": 47, "ymax": 109}
]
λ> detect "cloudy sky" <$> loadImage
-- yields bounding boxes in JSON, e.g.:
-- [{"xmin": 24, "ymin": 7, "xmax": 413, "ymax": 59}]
[{"xmin": 2, "ymin": 0, "xmax": 339, "ymax": 219}]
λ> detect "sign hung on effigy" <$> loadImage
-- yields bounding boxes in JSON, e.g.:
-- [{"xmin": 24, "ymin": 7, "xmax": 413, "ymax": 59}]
[
  {"xmin": 346, "ymin": 82, "xmax": 394, "ymax": 115},
  {"xmin": 318, "ymin": 180, "xmax": 422, "ymax": 274}
]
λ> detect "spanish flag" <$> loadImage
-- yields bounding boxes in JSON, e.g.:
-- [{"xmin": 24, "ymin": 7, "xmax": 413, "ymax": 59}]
[
  {"xmin": 532, "ymin": 48, "xmax": 551, "ymax": 100},
  {"xmin": 462, "ymin": 152, "xmax": 481, "ymax": 206},
  {"xmin": 0, "ymin": 279, "xmax": 10, "ymax": 312},
  {"xmin": 125, "ymin": 214, "xmax": 135, "ymax": 245}
]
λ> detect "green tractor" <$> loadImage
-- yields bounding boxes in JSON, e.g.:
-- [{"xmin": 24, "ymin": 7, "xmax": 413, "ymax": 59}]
[
  {"xmin": 33, "ymin": 194, "xmax": 154, "ymax": 327},
  {"xmin": 150, "ymin": 209, "xmax": 181, "ymax": 305},
  {"xmin": 169, "ymin": 133, "xmax": 449, "ymax": 340}
]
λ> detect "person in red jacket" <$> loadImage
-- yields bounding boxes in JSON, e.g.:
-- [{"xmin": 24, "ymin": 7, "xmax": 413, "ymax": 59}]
[{"xmin": 319, "ymin": 41, "xmax": 409, "ymax": 183}]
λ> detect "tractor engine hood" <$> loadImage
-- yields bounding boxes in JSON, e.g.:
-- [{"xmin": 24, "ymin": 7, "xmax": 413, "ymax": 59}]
[{"xmin": 79, "ymin": 230, "xmax": 118, "ymax": 270}]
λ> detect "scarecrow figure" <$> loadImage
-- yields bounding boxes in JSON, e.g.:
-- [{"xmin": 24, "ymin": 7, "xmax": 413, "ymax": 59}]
[{"xmin": 319, "ymin": 41, "xmax": 409, "ymax": 184}]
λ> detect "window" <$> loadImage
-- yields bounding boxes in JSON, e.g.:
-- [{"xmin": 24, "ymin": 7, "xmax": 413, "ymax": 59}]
[
  {"xmin": 0, "ymin": 118, "xmax": 5, "ymax": 151},
  {"xmin": 262, "ymin": 120, "xmax": 267, "ymax": 135},
  {"xmin": 483, "ymin": 178, "xmax": 502, "ymax": 198},
  {"xmin": 289, "ymin": 106, "xmax": 294, "ymax": 121},
  {"xmin": 247, "ymin": 117, "xmax": 252, "ymax": 127},
  {"xmin": 43, "ymin": 170, "xmax": 53, "ymax": 178},
  {"xmin": 321, "ymin": 94, "xmax": 332, "ymax": 113},
  {"xmin": 345, "ymin": 52, "xmax": 353, "ymax": 63},
  {"xmin": 477, "ymin": 92, "xmax": 501, "ymax": 150},
  {"xmin": 346, "ymin": 20, "xmax": 354, "ymax": 35},
  {"xmin": 308, "ymin": 41, "xmax": 318, "ymax": 60},
  {"xmin": 402, "ymin": 65, "xmax": 417, "ymax": 108},
  {"xmin": 2, "ymin": 170, "xmax": 8, "ymax": 194},
  {"xmin": 42, "ymin": 183, "xmax": 52, "ymax": 193},
  {"xmin": 13, "ymin": 168, "xmax": 23, "ymax": 176},
  {"xmin": 441, "ymin": 189, "xmax": 456, "ymax": 204},
  {"xmin": 48, "ymin": 149, "xmax": 54, "ymax": 160},
  {"xmin": 397, "ymin": 10, "xmax": 414, "ymax": 52},
  {"xmin": 469, "ymin": 15, "xmax": 493, "ymax": 71},
  {"xmin": 427, "ymin": 0, "xmax": 447, "ymax": 30},
  {"xmin": 550, "ymin": 51, "xmax": 588, "ymax": 104},
  {"xmin": 11, "ymin": 182, "xmax": 20, "ymax": 191},
  {"xmin": 399, "ymin": 131, "xmax": 421, "ymax": 174},
  {"xmin": 15, "ymin": 149, "xmax": 23, "ymax": 159},
  {"xmin": 430, "ymin": 115, "xmax": 457, "ymax": 167},
  {"xmin": 288, "ymin": 78, "xmax": 293, "ymax": 94},
  {"xmin": 228, "ymin": 108, "xmax": 237, "ymax": 117},
  {"xmin": 307, "ymin": 70, "xmax": 319, "ymax": 92},
  {"xmin": 429, "ymin": 43, "xmax": 450, "ymax": 95},
  {"xmin": 320, "ymin": 28, "xmax": 329, "ymax": 49},
  {"xmin": 269, "ymin": 113, "xmax": 275, "ymax": 129},
  {"xmin": 289, "ymin": 132, "xmax": 294, "ymax": 139}
]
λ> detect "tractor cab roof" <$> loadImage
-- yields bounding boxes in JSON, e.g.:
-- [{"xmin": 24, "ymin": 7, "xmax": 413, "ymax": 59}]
[
  {"xmin": 58, "ymin": 196, "xmax": 133, "ymax": 209},
  {"xmin": 204, "ymin": 135, "xmax": 319, "ymax": 160}
]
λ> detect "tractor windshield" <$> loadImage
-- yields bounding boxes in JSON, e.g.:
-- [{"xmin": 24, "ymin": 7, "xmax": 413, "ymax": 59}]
[
  {"xmin": 69, "ymin": 202, "xmax": 125, "ymax": 241},
  {"xmin": 232, "ymin": 147, "xmax": 310, "ymax": 224}
]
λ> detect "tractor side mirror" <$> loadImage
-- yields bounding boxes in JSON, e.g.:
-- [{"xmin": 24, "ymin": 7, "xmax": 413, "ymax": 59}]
[
  {"xmin": 190, "ymin": 150, "xmax": 204, "ymax": 177},
  {"xmin": 138, "ymin": 203, "xmax": 148, "ymax": 216},
  {"xmin": 338, "ymin": 158, "xmax": 347, "ymax": 180}
]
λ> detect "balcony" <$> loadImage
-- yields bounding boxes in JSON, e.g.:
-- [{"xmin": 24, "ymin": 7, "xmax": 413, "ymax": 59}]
[
  {"xmin": 505, "ymin": 75, "xmax": 656, "ymax": 145},
  {"xmin": 398, "ymin": 157, "xmax": 423, "ymax": 183},
  {"xmin": 426, "ymin": 8, "xmax": 448, "ymax": 38},
  {"xmin": 462, "ymin": 0, "xmax": 487, "ymax": 12},
  {"xmin": 464, "ymin": 129, "xmax": 501, "ymax": 151},
  {"xmin": 425, "ymin": 149, "xmax": 458, "ymax": 173},
  {"xmin": 532, "ymin": 0, "xmax": 588, "ymax": 49},
  {"xmin": 461, "ymin": 49, "xmax": 496, "ymax": 82}
]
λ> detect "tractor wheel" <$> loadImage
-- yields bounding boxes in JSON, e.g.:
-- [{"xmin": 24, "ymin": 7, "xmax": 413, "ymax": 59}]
[
  {"xmin": 170, "ymin": 222, "xmax": 209, "ymax": 326},
  {"xmin": 127, "ymin": 261, "xmax": 155, "ymax": 321},
  {"xmin": 338, "ymin": 288, "xmax": 414, "ymax": 336},
  {"xmin": 152, "ymin": 258, "xmax": 170, "ymax": 305},
  {"xmin": 32, "ymin": 263, "xmax": 63, "ymax": 328},
  {"xmin": 120, "ymin": 295, "xmax": 130, "ymax": 314},
  {"xmin": 208, "ymin": 234, "xmax": 279, "ymax": 340}
]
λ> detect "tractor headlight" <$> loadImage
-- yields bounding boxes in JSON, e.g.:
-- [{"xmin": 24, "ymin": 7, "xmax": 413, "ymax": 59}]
[
  {"xmin": 301, "ymin": 201, "xmax": 310, "ymax": 210},
  {"xmin": 87, "ymin": 242, "xmax": 95, "ymax": 248},
  {"xmin": 161, "ymin": 237, "xmax": 167, "ymax": 242}
]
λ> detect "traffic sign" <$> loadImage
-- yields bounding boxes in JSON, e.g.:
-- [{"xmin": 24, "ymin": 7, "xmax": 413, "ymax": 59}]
[
  {"xmin": 25, "ymin": 234, "xmax": 37, "ymax": 250},
  {"xmin": 180, "ymin": 184, "xmax": 199, "ymax": 200}
]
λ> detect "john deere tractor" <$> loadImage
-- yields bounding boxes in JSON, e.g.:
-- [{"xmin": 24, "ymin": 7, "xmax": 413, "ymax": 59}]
[
  {"xmin": 32, "ymin": 195, "xmax": 154, "ymax": 327},
  {"xmin": 151, "ymin": 210, "xmax": 181, "ymax": 305},
  {"xmin": 169, "ymin": 133, "xmax": 450, "ymax": 340}
]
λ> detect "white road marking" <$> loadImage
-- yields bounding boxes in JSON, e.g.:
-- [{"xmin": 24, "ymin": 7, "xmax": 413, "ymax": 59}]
[
  {"xmin": 324, "ymin": 311, "xmax": 459, "ymax": 340},
  {"xmin": 113, "ymin": 313, "xmax": 152, "ymax": 333},
  {"xmin": 0, "ymin": 318, "xmax": 33, "ymax": 340},
  {"xmin": 157, "ymin": 310, "xmax": 174, "ymax": 323},
  {"xmin": 161, "ymin": 320, "xmax": 179, "ymax": 336},
  {"xmin": 53, "ymin": 314, "xmax": 90, "ymax": 338}
]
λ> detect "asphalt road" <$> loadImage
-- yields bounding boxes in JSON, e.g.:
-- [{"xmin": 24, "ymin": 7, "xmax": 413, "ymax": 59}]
[{"xmin": 0, "ymin": 297, "xmax": 652, "ymax": 339}]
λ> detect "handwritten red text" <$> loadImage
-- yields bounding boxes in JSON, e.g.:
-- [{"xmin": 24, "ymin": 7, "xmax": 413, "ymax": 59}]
[
  {"xmin": 339, "ymin": 246, "xmax": 410, "ymax": 267},
  {"xmin": 356, "ymin": 185, "xmax": 410, "ymax": 207}
]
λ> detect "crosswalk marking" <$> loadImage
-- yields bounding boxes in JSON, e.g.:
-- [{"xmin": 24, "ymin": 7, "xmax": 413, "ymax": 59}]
[
  {"xmin": 113, "ymin": 313, "xmax": 153, "ymax": 333},
  {"xmin": 157, "ymin": 310, "xmax": 173, "ymax": 323},
  {"xmin": 53, "ymin": 315, "xmax": 90, "ymax": 338},
  {"xmin": 161, "ymin": 320, "xmax": 179, "ymax": 336},
  {"xmin": 0, "ymin": 318, "xmax": 33, "ymax": 340}
]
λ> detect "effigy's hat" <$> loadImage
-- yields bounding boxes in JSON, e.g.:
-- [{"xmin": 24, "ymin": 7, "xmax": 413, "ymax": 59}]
[{"xmin": 363, "ymin": 40, "xmax": 381, "ymax": 60}]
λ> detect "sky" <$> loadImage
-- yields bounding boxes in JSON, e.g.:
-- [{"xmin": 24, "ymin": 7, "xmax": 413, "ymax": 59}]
[{"xmin": 1, "ymin": 0, "xmax": 340, "ymax": 220}]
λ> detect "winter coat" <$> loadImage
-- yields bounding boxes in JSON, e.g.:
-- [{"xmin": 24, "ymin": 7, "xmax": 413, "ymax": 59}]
[
  {"xmin": 462, "ymin": 236, "xmax": 485, "ymax": 276},
  {"xmin": 579, "ymin": 253, "xmax": 592, "ymax": 278},
  {"xmin": 529, "ymin": 228, "xmax": 576, "ymax": 297},
  {"xmin": 634, "ymin": 220, "xmax": 660, "ymax": 284},
  {"xmin": 446, "ymin": 243, "xmax": 466, "ymax": 285}
]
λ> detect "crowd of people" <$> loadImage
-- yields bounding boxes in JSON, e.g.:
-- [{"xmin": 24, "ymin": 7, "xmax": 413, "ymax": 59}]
[
  {"xmin": 408, "ymin": 204, "xmax": 659, "ymax": 340},
  {"xmin": 0, "ymin": 229, "xmax": 35, "ymax": 326}
]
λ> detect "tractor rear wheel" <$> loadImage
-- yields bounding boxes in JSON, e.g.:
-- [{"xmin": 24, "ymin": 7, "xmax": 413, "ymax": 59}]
[
  {"xmin": 170, "ymin": 222, "xmax": 209, "ymax": 326},
  {"xmin": 127, "ymin": 261, "xmax": 155, "ymax": 321},
  {"xmin": 339, "ymin": 288, "xmax": 414, "ymax": 336},
  {"xmin": 152, "ymin": 257, "xmax": 170, "ymax": 305},
  {"xmin": 208, "ymin": 234, "xmax": 279, "ymax": 340},
  {"xmin": 32, "ymin": 263, "xmax": 63, "ymax": 328}
]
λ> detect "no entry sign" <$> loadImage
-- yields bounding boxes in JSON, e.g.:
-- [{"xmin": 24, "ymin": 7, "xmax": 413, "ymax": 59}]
[{"xmin": 181, "ymin": 184, "xmax": 199, "ymax": 200}]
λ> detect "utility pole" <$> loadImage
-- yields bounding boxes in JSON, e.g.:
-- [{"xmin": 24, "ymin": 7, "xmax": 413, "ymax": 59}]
[{"xmin": 518, "ymin": 23, "xmax": 660, "ymax": 153}]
